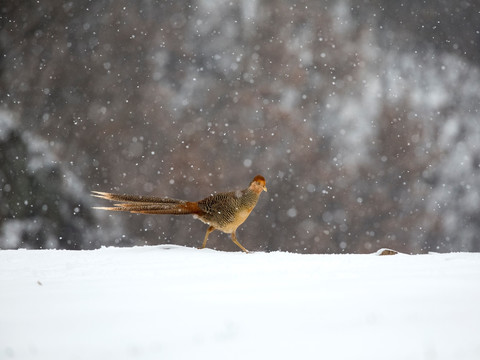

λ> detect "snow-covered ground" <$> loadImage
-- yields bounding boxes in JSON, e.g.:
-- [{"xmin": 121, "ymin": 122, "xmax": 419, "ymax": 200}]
[{"xmin": 1, "ymin": 246, "xmax": 479, "ymax": 360}]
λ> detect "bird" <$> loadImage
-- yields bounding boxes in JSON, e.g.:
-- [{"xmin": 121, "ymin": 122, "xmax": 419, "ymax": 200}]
[{"xmin": 92, "ymin": 175, "xmax": 267, "ymax": 253}]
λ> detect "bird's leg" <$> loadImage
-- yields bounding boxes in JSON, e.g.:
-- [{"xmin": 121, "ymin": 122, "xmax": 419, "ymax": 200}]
[
  {"xmin": 231, "ymin": 232, "xmax": 249, "ymax": 253},
  {"xmin": 201, "ymin": 226, "xmax": 215, "ymax": 249}
]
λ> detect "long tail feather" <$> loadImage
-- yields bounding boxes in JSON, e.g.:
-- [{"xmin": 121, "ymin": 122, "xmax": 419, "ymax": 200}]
[
  {"xmin": 91, "ymin": 191, "xmax": 182, "ymax": 204},
  {"xmin": 91, "ymin": 191, "xmax": 201, "ymax": 215}
]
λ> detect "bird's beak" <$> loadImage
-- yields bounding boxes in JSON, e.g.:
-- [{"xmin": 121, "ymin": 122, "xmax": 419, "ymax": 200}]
[{"xmin": 263, "ymin": 185, "xmax": 268, "ymax": 192}]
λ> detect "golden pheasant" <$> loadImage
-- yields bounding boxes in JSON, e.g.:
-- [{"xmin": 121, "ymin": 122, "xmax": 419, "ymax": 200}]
[{"xmin": 92, "ymin": 175, "xmax": 267, "ymax": 253}]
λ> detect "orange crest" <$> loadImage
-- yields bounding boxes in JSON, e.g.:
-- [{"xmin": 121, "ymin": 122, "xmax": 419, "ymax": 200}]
[
  {"xmin": 253, "ymin": 175, "xmax": 266, "ymax": 186},
  {"xmin": 251, "ymin": 175, "xmax": 267, "ymax": 192}
]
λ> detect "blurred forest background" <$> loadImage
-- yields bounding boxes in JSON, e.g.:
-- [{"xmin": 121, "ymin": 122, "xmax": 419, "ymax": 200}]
[{"xmin": 1, "ymin": 0, "xmax": 479, "ymax": 253}]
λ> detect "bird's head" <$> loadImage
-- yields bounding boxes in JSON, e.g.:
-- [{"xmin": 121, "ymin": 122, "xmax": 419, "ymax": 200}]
[{"xmin": 250, "ymin": 175, "xmax": 267, "ymax": 194}]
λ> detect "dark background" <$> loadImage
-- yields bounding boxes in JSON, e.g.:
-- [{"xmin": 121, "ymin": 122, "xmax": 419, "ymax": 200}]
[{"xmin": 1, "ymin": 0, "xmax": 479, "ymax": 253}]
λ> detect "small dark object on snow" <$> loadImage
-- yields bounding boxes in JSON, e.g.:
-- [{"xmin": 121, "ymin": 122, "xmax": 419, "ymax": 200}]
[{"xmin": 376, "ymin": 248, "xmax": 399, "ymax": 256}]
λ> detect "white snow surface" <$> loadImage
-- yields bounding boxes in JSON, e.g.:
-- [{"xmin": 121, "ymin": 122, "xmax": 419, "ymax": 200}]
[{"xmin": 1, "ymin": 246, "xmax": 479, "ymax": 360}]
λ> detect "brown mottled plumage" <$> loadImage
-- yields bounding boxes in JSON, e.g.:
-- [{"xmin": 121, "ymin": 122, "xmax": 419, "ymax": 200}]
[{"xmin": 92, "ymin": 175, "xmax": 267, "ymax": 253}]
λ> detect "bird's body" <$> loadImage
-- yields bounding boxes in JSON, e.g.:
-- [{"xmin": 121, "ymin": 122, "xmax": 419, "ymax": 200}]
[{"xmin": 92, "ymin": 175, "xmax": 267, "ymax": 252}]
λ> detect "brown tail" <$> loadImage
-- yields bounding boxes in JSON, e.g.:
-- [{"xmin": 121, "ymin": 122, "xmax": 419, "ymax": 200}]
[{"xmin": 91, "ymin": 191, "xmax": 201, "ymax": 215}]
